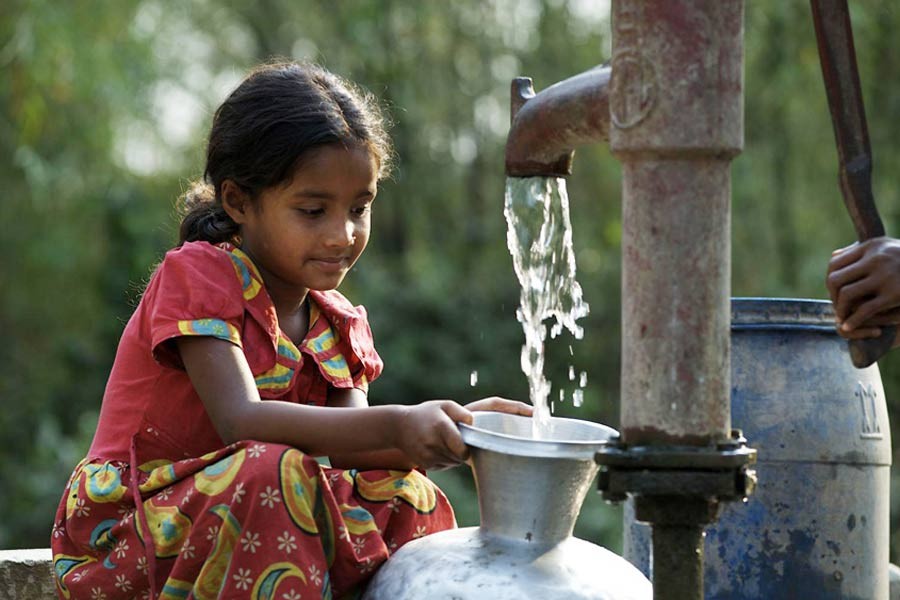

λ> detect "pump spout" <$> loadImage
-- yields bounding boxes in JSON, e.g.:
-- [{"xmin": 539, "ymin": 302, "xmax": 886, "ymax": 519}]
[{"xmin": 505, "ymin": 65, "xmax": 611, "ymax": 177}]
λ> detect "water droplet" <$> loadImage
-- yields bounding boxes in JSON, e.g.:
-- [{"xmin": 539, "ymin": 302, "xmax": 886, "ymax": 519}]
[
  {"xmin": 568, "ymin": 366, "xmax": 576, "ymax": 381},
  {"xmin": 568, "ymin": 345, "xmax": 574, "ymax": 356},
  {"xmin": 573, "ymin": 389, "xmax": 584, "ymax": 407},
  {"xmin": 559, "ymin": 389, "xmax": 565, "ymax": 402},
  {"xmin": 579, "ymin": 371, "xmax": 588, "ymax": 387},
  {"xmin": 469, "ymin": 371, "xmax": 478, "ymax": 387}
]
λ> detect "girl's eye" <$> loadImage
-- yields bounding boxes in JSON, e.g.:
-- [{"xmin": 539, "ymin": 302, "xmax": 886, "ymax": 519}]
[
  {"xmin": 352, "ymin": 203, "xmax": 372, "ymax": 217},
  {"xmin": 298, "ymin": 208, "xmax": 324, "ymax": 217}
]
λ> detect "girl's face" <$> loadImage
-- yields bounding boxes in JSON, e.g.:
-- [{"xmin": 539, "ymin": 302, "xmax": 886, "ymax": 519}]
[{"xmin": 229, "ymin": 143, "xmax": 378, "ymax": 305}]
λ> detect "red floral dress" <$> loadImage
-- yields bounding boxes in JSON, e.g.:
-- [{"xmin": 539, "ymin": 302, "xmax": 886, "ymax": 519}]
[{"xmin": 50, "ymin": 241, "xmax": 456, "ymax": 600}]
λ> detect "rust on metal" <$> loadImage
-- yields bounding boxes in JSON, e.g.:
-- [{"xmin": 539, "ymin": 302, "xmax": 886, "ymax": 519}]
[
  {"xmin": 613, "ymin": 0, "xmax": 743, "ymax": 446},
  {"xmin": 504, "ymin": 65, "xmax": 611, "ymax": 177},
  {"xmin": 608, "ymin": 4, "xmax": 748, "ymax": 597}
]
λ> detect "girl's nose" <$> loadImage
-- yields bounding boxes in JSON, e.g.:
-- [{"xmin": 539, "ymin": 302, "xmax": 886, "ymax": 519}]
[{"xmin": 325, "ymin": 217, "xmax": 356, "ymax": 247}]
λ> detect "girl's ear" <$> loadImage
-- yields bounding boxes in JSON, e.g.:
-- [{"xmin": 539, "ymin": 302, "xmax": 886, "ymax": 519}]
[{"xmin": 221, "ymin": 180, "xmax": 250, "ymax": 224}]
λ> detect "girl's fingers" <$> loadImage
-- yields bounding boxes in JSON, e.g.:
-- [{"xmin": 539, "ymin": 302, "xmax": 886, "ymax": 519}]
[
  {"xmin": 466, "ymin": 396, "xmax": 533, "ymax": 415},
  {"xmin": 440, "ymin": 401, "xmax": 473, "ymax": 426},
  {"xmin": 439, "ymin": 421, "xmax": 469, "ymax": 461}
]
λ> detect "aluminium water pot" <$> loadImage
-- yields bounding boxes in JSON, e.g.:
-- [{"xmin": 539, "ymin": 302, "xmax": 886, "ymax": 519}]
[{"xmin": 363, "ymin": 412, "xmax": 652, "ymax": 600}]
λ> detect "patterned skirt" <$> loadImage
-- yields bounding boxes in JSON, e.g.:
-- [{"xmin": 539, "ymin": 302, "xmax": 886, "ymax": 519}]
[{"xmin": 50, "ymin": 441, "xmax": 456, "ymax": 599}]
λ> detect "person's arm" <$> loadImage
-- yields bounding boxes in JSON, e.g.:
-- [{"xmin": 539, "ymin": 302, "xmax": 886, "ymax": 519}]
[
  {"xmin": 176, "ymin": 336, "xmax": 472, "ymax": 469},
  {"xmin": 826, "ymin": 237, "xmax": 900, "ymax": 346},
  {"xmin": 324, "ymin": 390, "xmax": 534, "ymax": 471},
  {"xmin": 326, "ymin": 387, "xmax": 418, "ymax": 470}
]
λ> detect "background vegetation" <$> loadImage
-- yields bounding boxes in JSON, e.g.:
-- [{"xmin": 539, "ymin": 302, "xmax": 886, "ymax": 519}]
[{"xmin": 3, "ymin": 0, "xmax": 899, "ymax": 563}]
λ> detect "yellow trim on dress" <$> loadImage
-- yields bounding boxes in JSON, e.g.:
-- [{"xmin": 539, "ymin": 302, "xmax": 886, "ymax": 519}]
[
  {"xmin": 177, "ymin": 319, "xmax": 241, "ymax": 346},
  {"xmin": 228, "ymin": 247, "xmax": 263, "ymax": 301}
]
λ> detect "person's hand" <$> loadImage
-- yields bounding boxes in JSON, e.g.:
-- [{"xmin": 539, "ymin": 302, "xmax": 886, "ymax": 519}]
[
  {"xmin": 393, "ymin": 400, "xmax": 473, "ymax": 470},
  {"xmin": 465, "ymin": 396, "xmax": 533, "ymax": 417},
  {"xmin": 826, "ymin": 237, "xmax": 900, "ymax": 343}
]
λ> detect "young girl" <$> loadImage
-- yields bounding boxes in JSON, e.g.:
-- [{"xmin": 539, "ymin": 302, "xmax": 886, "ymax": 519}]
[{"xmin": 51, "ymin": 61, "xmax": 529, "ymax": 600}]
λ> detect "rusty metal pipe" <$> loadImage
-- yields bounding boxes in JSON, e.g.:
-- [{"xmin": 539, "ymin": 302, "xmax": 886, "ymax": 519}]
[
  {"xmin": 614, "ymin": 0, "xmax": 743, "ymax": 447},
  {"xmin": 606, "ymin": 3, "xmax": 746, "ymax": 599},
  {"xmin": 505, "ymin": 65, "xmax": 611, "ymax": 177}
]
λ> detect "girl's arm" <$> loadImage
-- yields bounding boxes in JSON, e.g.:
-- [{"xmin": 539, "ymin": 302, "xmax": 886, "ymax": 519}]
[
  {"xmin": 325, "ymin": 391, "xmax": 534, "ymax": 470},
  {"xmin": 328, "ymin": 388, "xmax": 532, "ymax": 471},
  {"xmin": 177, "ymin": 336, "xmax": 472, "ymax": 469},
  {"xmin": 326, "ymin": 387, "xmax": 417, "ymax": 470}
]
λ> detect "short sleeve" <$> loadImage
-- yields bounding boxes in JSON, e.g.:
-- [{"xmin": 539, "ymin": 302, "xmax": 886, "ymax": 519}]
[{"xmin": 144, "ymin": 242, "xmax": 245, "ymax": 368}]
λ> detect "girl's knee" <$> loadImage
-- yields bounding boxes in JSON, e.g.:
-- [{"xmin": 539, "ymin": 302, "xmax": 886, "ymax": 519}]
[{"xmin": 232, "ymin": 441, "xmax": 320, "ymax": 486}]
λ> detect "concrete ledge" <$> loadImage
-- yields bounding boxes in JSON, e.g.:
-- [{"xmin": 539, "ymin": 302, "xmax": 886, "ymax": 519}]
[{"xmin": 0, "ymin": 549, "xmax": 55, "ymax": 600}]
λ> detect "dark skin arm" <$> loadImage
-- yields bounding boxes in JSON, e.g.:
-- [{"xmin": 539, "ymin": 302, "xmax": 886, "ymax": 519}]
[
  {"xmin": 326, "ymin": 388, "xmax": 533, "ymax": 470},
  {"xmin": 325, "ymin": 387, "xmax": 417, "ymax": 470},
  {"xmin": 176, "ymin": 335, "xmax": 531, "ymax": 470},
  {"xmin": 826, "ymin": 236, "xmax": 900, "ymax": 346}
]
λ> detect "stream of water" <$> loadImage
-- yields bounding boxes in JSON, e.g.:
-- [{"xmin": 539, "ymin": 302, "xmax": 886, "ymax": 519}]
[{"xmin": 503, "ymin": 177, "xmax": 589, "ymax": 438}]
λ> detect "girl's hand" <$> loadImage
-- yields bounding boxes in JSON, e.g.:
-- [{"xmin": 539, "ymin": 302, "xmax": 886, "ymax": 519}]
[
  {"xmin": 826, "ymin": 237, "xmax": 900, "ymax": 337},
  {"xmin": 394, "ymin": 400, "xmax": 473, "ymax": 470},
  {"xmin": 465, "ymin": 396, "xmax": 533, "ymax": 417},
  {"xmin": 392, "ymin": 399, "xmax": 532, "ymax": 470}
]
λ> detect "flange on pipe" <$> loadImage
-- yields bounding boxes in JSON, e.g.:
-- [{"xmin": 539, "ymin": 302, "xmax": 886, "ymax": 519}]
[{"xmin": 595, "ymin": 434, "xmax": 757, "ymax": 599}]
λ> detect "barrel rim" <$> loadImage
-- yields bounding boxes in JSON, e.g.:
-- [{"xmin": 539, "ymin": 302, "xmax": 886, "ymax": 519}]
[{"xmin": 732, "ymin": 297, "xmax": 835, "ymax": 329}]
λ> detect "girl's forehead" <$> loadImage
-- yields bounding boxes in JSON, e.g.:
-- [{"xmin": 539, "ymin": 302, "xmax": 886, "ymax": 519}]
[
  {"xmin": 299, "ymin": 143, "xmax": 375, "ymax": 170},
  {"xmin": 283, "ymin": 144, "xmax": 378, "ymax": 190}
]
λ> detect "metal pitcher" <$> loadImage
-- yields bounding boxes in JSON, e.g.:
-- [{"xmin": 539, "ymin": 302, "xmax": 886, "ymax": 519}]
[{"xmin": 364, "ymin": 412, "xmax": 652, "ymax": 599}]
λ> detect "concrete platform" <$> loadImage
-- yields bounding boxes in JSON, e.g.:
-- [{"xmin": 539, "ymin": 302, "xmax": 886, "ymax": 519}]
[{"xmin": 0, "ymin": 549, "xmax": 54, "ymax": 600}]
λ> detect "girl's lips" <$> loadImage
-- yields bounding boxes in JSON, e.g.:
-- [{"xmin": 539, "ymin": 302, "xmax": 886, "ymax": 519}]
[{"xmin": 310, "ymin": 257, "xmax": 349, "ymax": 272}]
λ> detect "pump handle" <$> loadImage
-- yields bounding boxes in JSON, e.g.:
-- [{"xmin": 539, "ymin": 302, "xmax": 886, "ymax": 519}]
[{"xmin": 811, "ymin": 0, "xmax": 896, "ymax": 368}]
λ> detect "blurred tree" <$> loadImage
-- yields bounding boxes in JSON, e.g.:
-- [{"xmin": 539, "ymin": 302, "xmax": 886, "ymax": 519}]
[{"xmin": 0, "ymin": 0, "xmax": 174, "ymax": 546}]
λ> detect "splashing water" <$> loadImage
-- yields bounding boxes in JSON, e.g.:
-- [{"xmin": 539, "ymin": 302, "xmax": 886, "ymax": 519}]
[{"xmin": 504, "ymin": 177, "xmax": 589, "ymax": 438}]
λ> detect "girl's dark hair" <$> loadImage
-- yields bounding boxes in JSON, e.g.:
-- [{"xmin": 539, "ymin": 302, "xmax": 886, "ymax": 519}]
[{"xmin": 178, "ymin": 61, "xmax": 393, "ymax": 245}]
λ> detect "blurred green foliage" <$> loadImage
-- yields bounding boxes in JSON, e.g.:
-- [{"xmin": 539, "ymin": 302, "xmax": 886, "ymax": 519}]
[{"xmin": 2, "ymin": 0, "xmax": 899, "ymax": 564}]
